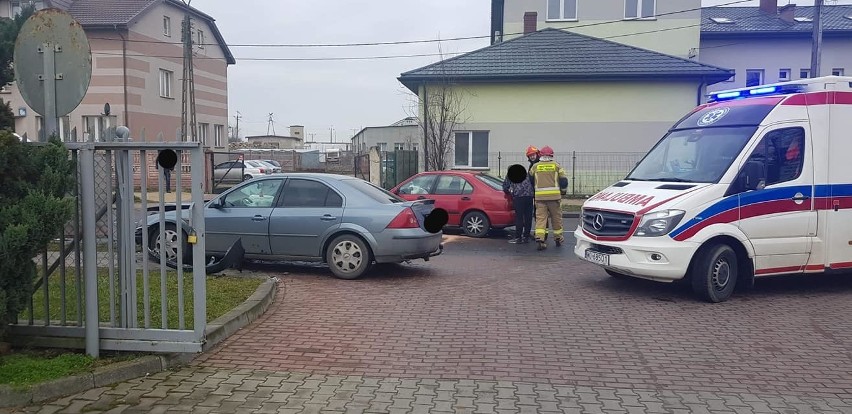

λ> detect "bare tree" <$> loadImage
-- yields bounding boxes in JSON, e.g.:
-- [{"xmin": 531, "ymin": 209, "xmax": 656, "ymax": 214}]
[{"xmin": 406, "ymin": 47, "xmax": 468, "ymax": 171}]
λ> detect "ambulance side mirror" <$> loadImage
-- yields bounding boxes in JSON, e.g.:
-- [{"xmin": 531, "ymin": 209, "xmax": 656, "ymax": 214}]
[{"xmin": 740, "ymin": 160, "xmax": 766, "ymax": 191}]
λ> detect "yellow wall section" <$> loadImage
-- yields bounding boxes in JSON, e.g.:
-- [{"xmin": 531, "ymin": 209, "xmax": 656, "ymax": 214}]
[{"xmin": 437, "ymin": 82, "xmax": 699, "ymax": 124}]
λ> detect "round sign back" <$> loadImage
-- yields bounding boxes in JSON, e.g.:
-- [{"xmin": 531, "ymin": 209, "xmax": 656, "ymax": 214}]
[{"xmin": 14, "ymin": 8, "xmax": 92, "ymax": 118}]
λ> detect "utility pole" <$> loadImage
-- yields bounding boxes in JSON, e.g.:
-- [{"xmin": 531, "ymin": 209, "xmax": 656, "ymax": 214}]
[
  {"xmin": 810, "ymin": 0, "xmax": 824, "ymax": 77},
  {"xmin": 180, "ymin": 4, "xmax": 197, "ymax": 143},
  {"xmin": 234, "ymin": 111, "xmax": 241, "ymax": 140},
  {"xmin": 267, "ymin": 113, "xmax": 275, "ymax": 135}
]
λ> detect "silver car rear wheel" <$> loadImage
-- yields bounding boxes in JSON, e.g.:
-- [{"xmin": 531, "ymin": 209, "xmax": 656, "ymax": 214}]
[
  {"xmin": 326, "ymin": 235, "xmax": 371, "ymax": 280},
  {"xmin": 148, "ymin": 223, "xmax": 188, "ymax": 262}
]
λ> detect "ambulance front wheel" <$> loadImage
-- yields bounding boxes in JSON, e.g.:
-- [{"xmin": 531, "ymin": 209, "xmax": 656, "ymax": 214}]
[{"xmin": 691, "ymin": 243, "xmax": 738, "ymax": 303}]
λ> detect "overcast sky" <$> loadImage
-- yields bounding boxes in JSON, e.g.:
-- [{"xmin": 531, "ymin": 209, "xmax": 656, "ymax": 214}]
[{"xmin": 196, "ymin": 0, "xmax": 850, "ymax": 141}]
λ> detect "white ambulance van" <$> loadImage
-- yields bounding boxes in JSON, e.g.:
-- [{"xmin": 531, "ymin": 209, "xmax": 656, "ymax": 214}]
[{"xmin": 574, "ymin": 76, "xmax": 852, "ymax": 303}]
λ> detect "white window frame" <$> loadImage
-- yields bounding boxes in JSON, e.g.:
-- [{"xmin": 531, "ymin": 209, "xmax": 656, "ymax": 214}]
[
  {"xmin": 779, "ymin": 68, "xmax": 791, "ymax": 82},
  {"xmin": 198, "ymin": 123, "xmax": 209, "ymax": 145},
  {"xmin": 625, "ymin": 0, "xmax": 656, "ymax": 20},
  {"xmin": 745, "ymin": 69, "xmax": 764, "ymax": 87},
  {"xmin": 214, "ymin": 124, "xmax": 224, "ymax": 147},
  {"xmin": 163, "ymin": 16, "xmax": 171, "ymax": 37},
  {"xmin": 800, "ymin": 69, "xmax": 811, "ymax": 79},
  {"xmin": 453, "ymin": 131, "xmax": 490, "ymax": 169},
  {"xmin": 377, "ymin": 142, "xmax": 387, "ymax": 151},
  {"xmin": 832, "ymin": 68, "xmax": 844, "ymax": 76},
  {"xmin": 546, "ymin": 0, "xmax": 578, "ymax": 21},
  {"xmin": 394, "ymin": 143, "xmax": 405, "ymax": 151},
  {"xmin": 197, "ymin": 29, "xmax": 205, "ymax": 49},
  {"xmin": 159, "ymin": 69, "xmax": 173, "ymax": 98}
]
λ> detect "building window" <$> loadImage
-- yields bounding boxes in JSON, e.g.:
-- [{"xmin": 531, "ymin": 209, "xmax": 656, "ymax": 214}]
[
  {"xmin": 547, "ymin": 0, "xmax": 578, "ymax": 21},
  {"xmin": 779, "ymin": 69, "xmax": 791, "ymax": 82},
  {"xmin": 800, "ymin": 69, "xmax": 811, "ymax": 79},
  {"xmin": 36, "ymin": 115, "xmax": 70, "ymax": 141},
  {"xmin": 377, "ymin": 142, "xmax": 387, "ymax": 151},
  {"xmin": 11, "ymin": 1, "xmax": 44, "ymax": 17},
  {"xmin": 625, "ymin": 0, "xmax": 655, "ymax": 19},
  {"xmin": 159, "ymin": 69, "xmax": 173, "ymax": 98},
  {"xmin": 163, "ymin": 16, "xmax": 171, "ymax": 37},
  {"xmin": 214, "ymin": 124, "xmax": 224, "ymax": 147},
  {"xmin": 197, "ymin": 29, "xmax": 205, "ymax": 49},
  {"xmin": 454, "ymin": 131, "xmax": 489, "ymax": 168},
  {"xmin": 394, "ymin": 143, "xmax": 405, "ymax": 151},
  {"xmin": 832, "ymin": 68, "xmax": 844, "ymax": 76},
  {"xmin": 745, "ymin": 69, "xmax": 764, "ymax": 87},
  {"xmin": 198, "ymin": 123, "xmax": 209, "ymax": 145},
  {"xmin": 82, "ymin": 115, "xmax": 117, "ymax": 141},
  {"xmin": 412, "ymin": 143, "xmax": 419, "ymax": 152}
]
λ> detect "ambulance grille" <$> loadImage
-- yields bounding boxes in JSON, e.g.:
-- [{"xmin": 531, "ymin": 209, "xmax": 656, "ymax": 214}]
[{"xmin": 582, "ymin": 209, "xmax": 635, "ymax": 237}]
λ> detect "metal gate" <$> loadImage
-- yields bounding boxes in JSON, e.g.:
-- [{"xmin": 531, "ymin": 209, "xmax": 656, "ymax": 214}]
[
  {"xmin": 9, "ymin": 139, "xmax": 207, "ymax": 357},
  {"xmin": 380, "ymin": 150, "xmax": 418, "ymax": 189}
]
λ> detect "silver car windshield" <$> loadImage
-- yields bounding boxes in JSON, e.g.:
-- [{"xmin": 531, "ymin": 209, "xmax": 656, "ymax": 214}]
[{"xmin": 626, "ymin": 126, "xmax": 757, "ymax": 183}]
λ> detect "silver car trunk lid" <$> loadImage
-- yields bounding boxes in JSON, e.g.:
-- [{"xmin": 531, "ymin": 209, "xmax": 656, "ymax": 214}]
[{"xmin": 401, "ymin": 199, "xmax": 435, "ymax": 231}]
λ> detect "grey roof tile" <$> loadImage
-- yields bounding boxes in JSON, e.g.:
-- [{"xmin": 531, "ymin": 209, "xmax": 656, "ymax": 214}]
[
  {"xmin": 67, "ymin": 0, "xmax": 157, "ymax": 26},
  {"xmin": 399, "ymin": 28, "xmax": 732, "ymax": 91},
  {"xmin": 702, "ymin": 5, "xmax": 852, "ymax": 34}
]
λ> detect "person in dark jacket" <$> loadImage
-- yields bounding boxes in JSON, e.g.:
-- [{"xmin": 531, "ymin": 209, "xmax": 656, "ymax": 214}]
[{"xmin": 503, "ymin": 164, "xmax": 535, "ymax": 244}]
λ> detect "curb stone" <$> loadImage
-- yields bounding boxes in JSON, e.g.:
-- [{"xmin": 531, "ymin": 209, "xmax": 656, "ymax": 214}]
[{"xmin": 0, "ymin": 276, "xmax": 277, "ymax": 408}]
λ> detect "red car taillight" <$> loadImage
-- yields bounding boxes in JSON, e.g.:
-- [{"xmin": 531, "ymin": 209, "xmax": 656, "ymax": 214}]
[
  {"xmin": 386, "ymin": 208, "xmax": 419, "ymax": 229},
  {"xmin": 259, "ymin": 168, "xmax": 266, "ymax": 173}
]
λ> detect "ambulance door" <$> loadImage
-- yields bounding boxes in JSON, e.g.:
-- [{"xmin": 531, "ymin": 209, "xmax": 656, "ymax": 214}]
[
  {"xmin": 826, "ymin": 104, "xmax": 852, "ymax": 271},
  {"xmin": 735, "ymin": 125, "xmax": 815, "ymax": 274}
]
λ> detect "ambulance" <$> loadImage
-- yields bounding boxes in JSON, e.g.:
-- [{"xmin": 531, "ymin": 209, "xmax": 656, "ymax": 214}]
[{"xmin": 574, "ymin": 76, "xmax": 852, "ymax": 302}]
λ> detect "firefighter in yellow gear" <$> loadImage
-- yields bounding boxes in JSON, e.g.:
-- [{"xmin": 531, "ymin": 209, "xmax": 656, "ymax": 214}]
[{"xmin": 531, "ymin": 146, "xmax": 568, "ymax": 250}]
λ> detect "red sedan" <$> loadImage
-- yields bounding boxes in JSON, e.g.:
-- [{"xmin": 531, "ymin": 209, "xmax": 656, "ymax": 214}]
[{"xmin": 391, "ymin": 171, "xmax": 515, "ymax": 237}]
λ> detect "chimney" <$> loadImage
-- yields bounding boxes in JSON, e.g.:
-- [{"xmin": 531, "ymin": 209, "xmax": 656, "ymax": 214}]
[
  {"xmin": 779, "ymin": 4, "xmax": 796, "ymax": 23},
  {"xmin": 289, "ymin": 125, "xmax": 304, "ymax": 140},
  {"xmin": 523, "ymin": 12, "xmax": 537, "ymax": 34},
  {"xmin": 759, "ymin": 0, "xmax": 778, "ymax": 15}
]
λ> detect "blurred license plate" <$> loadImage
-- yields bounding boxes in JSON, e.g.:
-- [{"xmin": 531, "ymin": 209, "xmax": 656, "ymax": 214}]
[{"xmin": 584, "ymin": 249, "xmax": 609, "ymax": 266}]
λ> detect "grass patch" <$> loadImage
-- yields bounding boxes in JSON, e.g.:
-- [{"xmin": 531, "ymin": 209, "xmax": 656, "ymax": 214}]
[
  {"xmin": 561, "ymin": 203, "xmax": 582, "ymax": 212},
  {"xmin": 25, "ymin": 269, "xmax": 263, "ymax": 330},
  {"xmin": 0, "ymin": 351, "xmax": 94, "ymax": 388}
]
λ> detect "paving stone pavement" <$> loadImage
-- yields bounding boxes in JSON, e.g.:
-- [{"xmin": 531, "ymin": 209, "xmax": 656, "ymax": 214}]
[
  {"xmin": 8, "ymin": 366, "xmax": 852, "ymax": 414},
  {"xmin": 8, "ymin": 229, "xmax": 852, "ymax": 413}
]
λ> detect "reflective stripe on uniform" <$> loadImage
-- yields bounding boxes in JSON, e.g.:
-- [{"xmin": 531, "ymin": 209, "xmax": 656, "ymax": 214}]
[
  {"xmin": 535, "ymin": 190, "xmax": 561, "ymax": 196},
  {"xmin": 536, "ymin": 164, "xmax": 557, "ymax": 172},
  {"xmin": 534, "ymin": 228, "xmax": 547, "ymax": 235}
]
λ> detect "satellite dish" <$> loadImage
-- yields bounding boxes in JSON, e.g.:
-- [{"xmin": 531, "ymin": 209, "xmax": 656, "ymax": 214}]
[{"xmin": 14, "ymin": 9, "xmax": 92, "ymax": 119}]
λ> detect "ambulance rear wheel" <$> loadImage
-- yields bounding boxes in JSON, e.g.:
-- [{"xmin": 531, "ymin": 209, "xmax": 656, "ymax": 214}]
[{"xmin": 691, "ymin": 244, "xmax": 738, "ymax": 303}]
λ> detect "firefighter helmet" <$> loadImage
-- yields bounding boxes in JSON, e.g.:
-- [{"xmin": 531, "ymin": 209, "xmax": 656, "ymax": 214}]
[
  {"xmin": 540, "ymin": 146, "xmax": 554, "ymax": 157},
  {"xmin": 525, "ymin": 146, "xmax": 539, "ymax": 157}
]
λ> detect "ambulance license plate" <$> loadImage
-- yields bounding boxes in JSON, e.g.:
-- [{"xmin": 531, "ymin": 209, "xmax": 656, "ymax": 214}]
[{"xmin": 584, "ymin": 249, "xmax": 609, "ymax": 266}]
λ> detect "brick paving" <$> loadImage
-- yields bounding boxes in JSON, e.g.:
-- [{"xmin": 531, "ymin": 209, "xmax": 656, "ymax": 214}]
[{"xmin": 9, "ymin": 227, "xmax": 852, "ymax": 412}]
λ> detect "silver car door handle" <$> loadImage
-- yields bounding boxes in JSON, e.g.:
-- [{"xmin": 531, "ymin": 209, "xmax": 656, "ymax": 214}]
[
  {"xmin": 321, "ymin": 215, "xmax": 337, "ymax": 221},
  {"xmin": 251, "ymin": 215, "xmax": 267, "ymax": 222}
]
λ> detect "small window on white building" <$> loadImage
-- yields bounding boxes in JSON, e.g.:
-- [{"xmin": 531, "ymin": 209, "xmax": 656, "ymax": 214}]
[
  {"xmin": 454, "ymin": 131, "xmax": 489, "ymax": 168},
  {"xmin": 745, "ymin": 69, "xmax": 764, "ymax": 87},
  {"xmin": 832, "ymin": 68, "xmax": 844, "ymax": 76},
  {"xmin": 394, "ymin": 143, "xmax": 405, "ymax": 151},
  {"xmin": 779, "ymin": 69, "xmax": 791, "ymax": 82},
  {"xmin": 163, "ymin": 16, "xmax": 171, "ymax": 37},
  {"xmin": 197, "ymin": 29, "xmax": 205, "ymax": 49},
  {"xmin": 625, "ymin": 0, "xmax": 655, "ymax": 19},
  {"xmin": 377, "ymin": 142, "xmax": 387, "ymax": 152},
  {"xmin": 159, "ymin": 69, "xmax": 173, "ymax": 98},
  {"xmin": 800, "ymin": 69, "xmax": 811, "ymax": 79},
  {"xmin": 547, "ymin": 0, "xmax": 578, "ymax": 21}
]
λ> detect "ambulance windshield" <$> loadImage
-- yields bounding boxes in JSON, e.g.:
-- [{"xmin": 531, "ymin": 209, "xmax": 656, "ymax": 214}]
[{"xmin": 627, "ymin": 126, "xmax": 757, "ymax": 183}]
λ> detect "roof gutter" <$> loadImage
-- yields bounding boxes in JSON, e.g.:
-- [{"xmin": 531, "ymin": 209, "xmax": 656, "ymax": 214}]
[{"xmin": 114, "ymin": 24, "xmax": 130, "ymax": 131}]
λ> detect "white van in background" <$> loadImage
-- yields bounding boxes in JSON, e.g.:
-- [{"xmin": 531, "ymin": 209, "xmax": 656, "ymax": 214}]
[{"xmin": 575, "ymin": 76, "xmax": 852, "ymax": 302}]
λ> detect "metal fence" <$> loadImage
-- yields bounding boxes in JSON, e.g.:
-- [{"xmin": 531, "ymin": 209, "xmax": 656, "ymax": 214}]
[
  {"xmin": 208, "ymin": 149, "xmax": 358, "ymax": 193},
  {"xmin": 10, "ymin": 141, "xmax": 208, "ymax": 357},
  {"xmin": 488, "ymin": 151, "xmax": 646, "ymax": 196}
]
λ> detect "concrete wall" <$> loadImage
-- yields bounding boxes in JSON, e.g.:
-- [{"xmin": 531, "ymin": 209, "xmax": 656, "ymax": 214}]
[
  {"xmin": 501, "ymin": 0, "xmax": 701, "ymax": 58},
  {"xmin": 701, "ymin": 36, "xmax": 852, "ymax": 93}
]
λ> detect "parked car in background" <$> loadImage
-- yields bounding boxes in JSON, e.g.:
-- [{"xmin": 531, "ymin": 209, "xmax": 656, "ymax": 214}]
[
  {"xmin": 213, "ymin": 160, "xmax": 275, "ymax": 183},
  {"xmin": 255, "ymin": 160, "xmax": 282, "ymax": 173},
  {"xmin": 139, "ymin": 174, "xmax": 443, "ymax": 279},
  {"xmin": 261, "ymin": 159, "xmax": 281, "ymax": 168},
  {"xmin": 391, "ymin": 171, "xmax": 514, "ymax": 237}
]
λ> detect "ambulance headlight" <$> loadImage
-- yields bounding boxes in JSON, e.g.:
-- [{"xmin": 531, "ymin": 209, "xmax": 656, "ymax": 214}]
[{"xmin": 634, "ymin": 210, "xmax": 685, "ymax": 237}]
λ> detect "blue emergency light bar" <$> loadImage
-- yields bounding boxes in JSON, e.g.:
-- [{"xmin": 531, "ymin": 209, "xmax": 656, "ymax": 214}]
[{"xmin": 708, "ymin": 83, "xmax": 808, "ymax": 103}]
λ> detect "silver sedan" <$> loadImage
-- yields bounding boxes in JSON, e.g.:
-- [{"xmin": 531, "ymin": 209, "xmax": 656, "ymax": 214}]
[{"xmin": 138, "ymin": 173, "xmax": 444, "ymax": 279}]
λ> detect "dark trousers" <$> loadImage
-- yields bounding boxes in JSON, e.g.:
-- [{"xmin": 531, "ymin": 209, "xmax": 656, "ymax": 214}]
[{"xmin": 513, "ymin": 196, "xmax": 534, "ymax": 239}]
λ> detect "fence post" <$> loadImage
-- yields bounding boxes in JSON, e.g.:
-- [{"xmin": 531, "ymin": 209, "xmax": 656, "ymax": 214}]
[
  {"xmin": 572, "ymin": 151, "xmax": 576, "ymax": 196},
  {"xmin": 80, "ymin": 145, "xmax": 100, "ymax": 358}
]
